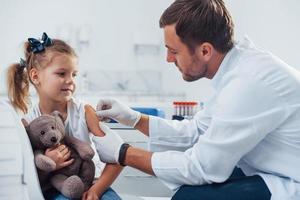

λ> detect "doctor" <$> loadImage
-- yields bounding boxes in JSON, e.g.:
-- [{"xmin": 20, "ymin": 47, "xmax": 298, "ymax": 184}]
[{"xmin": 93, "ymin": 0, "xmax": 300, "ymax": 199}]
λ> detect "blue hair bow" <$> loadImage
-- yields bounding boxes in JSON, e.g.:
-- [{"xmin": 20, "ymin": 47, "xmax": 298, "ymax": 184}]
[{"xmin": 28, "ymin": 32, "xmax": 53, "ymax": 53}]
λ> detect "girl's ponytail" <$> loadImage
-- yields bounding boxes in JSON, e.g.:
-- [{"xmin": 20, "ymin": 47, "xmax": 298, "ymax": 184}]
[{"xmin": 6, "ymin": 61, "xmax": 30, "ymax": 113}]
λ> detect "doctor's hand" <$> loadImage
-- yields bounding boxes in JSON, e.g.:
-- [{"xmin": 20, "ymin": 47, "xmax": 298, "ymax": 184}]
[
  {"xmin": 96, "ymin": 98, "xmax": 141, "ymax": 127},
  {"xmin": 92, "ymin": 123, "xmax": 124, "ymax": 164}
]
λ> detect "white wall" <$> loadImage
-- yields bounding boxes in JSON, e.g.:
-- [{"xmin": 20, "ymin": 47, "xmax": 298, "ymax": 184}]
[{"xmin": 0, "ymin": 0, "xmax": 299, "ymax": 104}]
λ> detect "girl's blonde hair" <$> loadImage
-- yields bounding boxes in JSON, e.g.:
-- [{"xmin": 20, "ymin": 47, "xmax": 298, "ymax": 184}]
[{"xmin": 7, "ymin": 36, "xmax": 77, "ymax": 113}]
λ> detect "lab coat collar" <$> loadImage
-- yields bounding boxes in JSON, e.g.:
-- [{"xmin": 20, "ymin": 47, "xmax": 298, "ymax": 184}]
[
  {"xmin": 211, "ymin": 36, "xmax": 255, "ymax": 90},
  {"xmin": 211, "ymin": 45, "xmax": 237, "ymax": 90}
]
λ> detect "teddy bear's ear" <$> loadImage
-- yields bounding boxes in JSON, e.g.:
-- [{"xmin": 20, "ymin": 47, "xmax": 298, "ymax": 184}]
[
  {"xmin": 21, "ymin": 118, "xmax": 29, "ymax": 127},
  {"xmin": 51, "ymin": 111, "xmax": 64, "ymax": 123},
  {"xmin": 21, "ymin": 118, "xmax": 30, "ymax": 133}
]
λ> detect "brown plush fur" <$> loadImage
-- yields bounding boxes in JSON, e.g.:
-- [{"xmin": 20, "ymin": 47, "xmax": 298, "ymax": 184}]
[{"xmin": 23, "ymin": 111, "xmax": 95, "ymax": 198}]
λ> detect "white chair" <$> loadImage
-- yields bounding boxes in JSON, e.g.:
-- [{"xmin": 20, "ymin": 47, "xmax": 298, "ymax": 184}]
[{"xmin": 0, "ymin": 100, "xmax": 44, "ymax": 200}]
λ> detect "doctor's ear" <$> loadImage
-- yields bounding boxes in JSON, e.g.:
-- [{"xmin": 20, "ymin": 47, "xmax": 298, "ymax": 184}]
[{"xmin": 196, "ymin": 42, "xmax": 213, "ymax": 61}]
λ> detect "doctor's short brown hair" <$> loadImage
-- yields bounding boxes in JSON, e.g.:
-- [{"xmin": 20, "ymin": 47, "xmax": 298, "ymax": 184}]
[{"xmin": 159, "ymin": 0, "xmax": 234, "ymax": 53}]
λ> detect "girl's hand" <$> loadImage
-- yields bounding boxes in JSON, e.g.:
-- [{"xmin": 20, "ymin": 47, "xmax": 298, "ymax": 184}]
[
  {"xmin": 45, "ymin": 144, "xmax": 74, "ymax": 170},
  {"xmin": 81, "ymin": 186, "xmax": 101, "ymax": 200}
]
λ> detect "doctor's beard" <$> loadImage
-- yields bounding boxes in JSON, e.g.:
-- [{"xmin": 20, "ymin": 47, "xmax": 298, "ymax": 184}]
[{"xmin": 182, "ymin": 64, "xmax": 208, "ymax": 82}]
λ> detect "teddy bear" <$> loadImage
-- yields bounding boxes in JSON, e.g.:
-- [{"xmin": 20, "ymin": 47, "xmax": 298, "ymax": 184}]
[{"xmin": 22, "ymin": 111, "xmax": 95, "ymax": 199}]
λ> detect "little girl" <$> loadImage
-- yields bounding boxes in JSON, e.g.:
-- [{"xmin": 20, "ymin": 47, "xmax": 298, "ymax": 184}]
[{"xmin": 6, "ymin": 32, "xmax": 122, "ymax": 200}]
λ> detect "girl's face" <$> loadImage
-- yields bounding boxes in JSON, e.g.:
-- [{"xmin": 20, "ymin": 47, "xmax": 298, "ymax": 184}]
[{"xmin": 32, "ymin": 54, "xmax": 78, "ymax": 103}]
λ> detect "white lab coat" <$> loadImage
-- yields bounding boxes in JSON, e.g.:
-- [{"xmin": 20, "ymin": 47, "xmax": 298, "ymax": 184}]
[{"xmin": 149, "ymin": 38, "xmax": 300, "ymax": 200}]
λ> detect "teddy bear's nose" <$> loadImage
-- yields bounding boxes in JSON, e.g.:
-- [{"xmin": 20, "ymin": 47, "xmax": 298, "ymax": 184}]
[{"xmin": 51, "ymin": 137, "xmax": 57, "ymax": 143}]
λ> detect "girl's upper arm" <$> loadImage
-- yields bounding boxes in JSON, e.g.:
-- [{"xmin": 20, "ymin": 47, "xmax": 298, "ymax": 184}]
[{"xmin": 84, "ymin": 104, "xmax": 105, "ymax": 137}]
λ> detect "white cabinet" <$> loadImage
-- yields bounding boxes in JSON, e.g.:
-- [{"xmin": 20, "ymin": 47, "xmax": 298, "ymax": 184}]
[{"xmin": 109, "ymin": 126, "xmax": 174, "ymax": 197}]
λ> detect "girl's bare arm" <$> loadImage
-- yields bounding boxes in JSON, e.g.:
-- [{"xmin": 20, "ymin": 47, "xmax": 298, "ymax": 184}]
[
  {"xmin": 84, "ymin": 104, "xmax": 123, "ymax": 198},
  {"xmin": 85, "ymin": 104, "xmax": 105, "ymax": 137}
]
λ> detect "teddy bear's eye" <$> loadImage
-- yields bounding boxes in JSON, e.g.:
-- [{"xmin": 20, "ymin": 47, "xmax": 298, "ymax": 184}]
[
  {"xmin": 41, "ymin": 131, "xmax": 45, "ymax": 135},
  {"xmin": 51, "ymin": 126, "xmax": 55, "ymax": 130}
]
